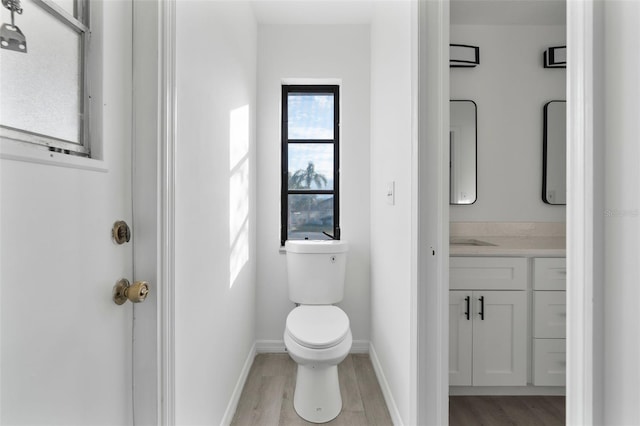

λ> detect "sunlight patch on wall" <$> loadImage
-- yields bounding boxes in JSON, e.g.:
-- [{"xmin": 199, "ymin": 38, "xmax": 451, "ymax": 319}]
[
  {"xmin": 229, "ymin": 105, "xmax": 250, "ymax": 288},
  {"xmin": 230, "ymin": 217, "xmax": 249, "ymax": 288},
  {"xmin": 230, "ymin": 105, "xmax": 250, "ymax": 170}
]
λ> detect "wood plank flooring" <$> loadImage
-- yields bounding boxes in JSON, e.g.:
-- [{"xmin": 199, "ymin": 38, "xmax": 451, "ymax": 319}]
[
  {"xmin": 231, "ymin": 353, "xmax": 565, "ymax": 426},
  {"xmin": 450, "ymin": 395, "xmax": 565, "ymax": 426},
  {"xmin": 231, "ymin": 353, "xmax": 393, "ymax": 426}
]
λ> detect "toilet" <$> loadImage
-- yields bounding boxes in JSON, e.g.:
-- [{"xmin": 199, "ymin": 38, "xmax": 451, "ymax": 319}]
[{"xmin": 284, "ymin": 240, "xmax": 352, "ymax": 423}]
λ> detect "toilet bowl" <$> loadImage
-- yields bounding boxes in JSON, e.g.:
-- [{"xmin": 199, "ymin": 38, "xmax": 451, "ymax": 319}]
[{"xmin": 284, "ymin": 305, "xmax": 352, "ymax": 423}]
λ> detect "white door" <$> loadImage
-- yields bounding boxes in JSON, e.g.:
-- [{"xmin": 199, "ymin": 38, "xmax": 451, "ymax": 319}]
[
  {"xmin": 472, "ymin": 291, "xmax": 527, "ymax": 386},
  {"xmin": 449, "ymin": 290, "xmax": 473, "ymax": 385},
  {"xmin": 0, "ymin": 2, "xmax": 142, "ymax": 424}
]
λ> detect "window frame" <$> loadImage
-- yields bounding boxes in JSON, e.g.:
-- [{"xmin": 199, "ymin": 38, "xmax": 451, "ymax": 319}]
[
  {"xmin": 0, "ymin": 0, "xmax": 91, "ymax": 157},
  {"xmin": 281, "ymin": 84, "xmax": 340, "ymax": 245}
]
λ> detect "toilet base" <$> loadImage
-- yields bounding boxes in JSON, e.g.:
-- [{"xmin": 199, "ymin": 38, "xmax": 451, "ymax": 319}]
[{"xmin": 293, "ymin": 364, "xmax": 342, "ymax": 423}]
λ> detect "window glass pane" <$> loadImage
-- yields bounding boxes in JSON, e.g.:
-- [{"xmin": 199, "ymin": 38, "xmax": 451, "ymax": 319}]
[
  {"xmin": 287, "ymin": 93, "xmax": 334, "ymax": 140},
  {"xmin": 288, "ymin": 194, "xmax": 334, "ymax": 240},
  {"xmin": 288, "ymin": 144, "xmax": 333, "ymax": 190},
  {"xmin": 0, "ymin": 0, "xmax": 82, "ymax": 143},
  {"xmin": 52, "ymin": 0, "xmax": 76, "ymax": 18}
]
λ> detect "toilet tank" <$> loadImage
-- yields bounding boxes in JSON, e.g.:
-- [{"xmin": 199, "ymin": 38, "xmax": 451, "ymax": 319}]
[{"xmin": 285, "ymin": 240, "xmax": 348, "ymax": 304}]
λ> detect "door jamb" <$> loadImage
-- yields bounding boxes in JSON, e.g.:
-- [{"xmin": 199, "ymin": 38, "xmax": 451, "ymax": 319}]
[
  {"xmin": 131, "ymin": 1, "xmax": 176, "ymax": 424},
  {"xmin": 153, "ymin": 1, "xmax": 600, "ymax": 425},
  {"xmin": 421, "ymin": 1, "xmax": 598, "ymax": 425},
  {"xmin": 416, "ymin": 0, "xmax": 450, "ymax": 425},
  {"xmin": 566, "ymin": 1, "xmax": 600, "ymax": 424},
  {"xmin": 158, "ymin": 0, "xmax": 176, "ymax": 424}
]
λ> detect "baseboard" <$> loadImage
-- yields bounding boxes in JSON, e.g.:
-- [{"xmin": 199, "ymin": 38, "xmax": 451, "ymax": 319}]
[
  {"xmin": 220, "ymin": 342, "xmax": 256, "ymax": 426},
  {"xmin": 350, "ymin": 339, "xmax": 370, "ymax": 353},
  {"xmin": 255, "ymin": 339, "xmax": 370, "ymax": 354},
  {"xmin": 255, "ymin": 339, "xmax": 287, "ymax": 353},
  {"xmin": 449, "ymin": 385, "xmax": 566, "ymax": 396},
  {"xmin": 369, "ymin": 343, "xmax": 404, "ymax": 426}
]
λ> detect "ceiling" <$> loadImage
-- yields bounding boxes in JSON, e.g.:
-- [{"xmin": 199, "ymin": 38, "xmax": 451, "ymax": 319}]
[
  {"xmin": 250, "ymin": 0, "xmax": 374, "ymax": 25},
  {"xmin": 451, "ymin": 0, "xmax": 566, "ymax": 25},
  {"xmin": 249, "ymin": 0, "xmax": 566, "ymax": 26}
]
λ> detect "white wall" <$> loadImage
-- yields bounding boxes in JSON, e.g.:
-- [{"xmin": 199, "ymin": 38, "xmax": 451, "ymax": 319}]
[
  {"xmin": 255, "ymin": 25, "xmax": 371, "ymax": 347},
  {"xmin": 174, "ymin": 2, "xmax": 257, "ymax": 424},
  {"xmin": 602, "ymin": 2, "xmax": 640, "ymax": 423},
  {"xmin": 369, "ymin": 2, "xmax": 414, "ymax": 424},
  {"xmin": 450, "ymin": 25, "xmax": 566, "ymax": 223}
]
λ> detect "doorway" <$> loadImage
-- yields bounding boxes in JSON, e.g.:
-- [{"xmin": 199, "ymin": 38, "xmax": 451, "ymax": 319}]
[{"xmin": 447, "ymin": 0, "xmax": 567, "ymax": 424}]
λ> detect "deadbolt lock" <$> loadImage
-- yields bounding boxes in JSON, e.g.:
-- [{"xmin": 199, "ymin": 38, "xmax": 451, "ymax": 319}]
[
  {"xmin": 113, "ymin": 279, "xmax": 149, "ymax": 305},
  {"xmin": 112, "ymin": 220, "xmax": 131, "ymax": 245}
]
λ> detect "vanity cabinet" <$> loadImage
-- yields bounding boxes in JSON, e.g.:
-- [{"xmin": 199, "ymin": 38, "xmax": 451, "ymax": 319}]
[
  {"xmin": 450, "ymin": 257, "xmax": 528, "ymax": 386},
  {"xmin": 532, "ymin": 257, "xmax": 566, "ymax": 386}
]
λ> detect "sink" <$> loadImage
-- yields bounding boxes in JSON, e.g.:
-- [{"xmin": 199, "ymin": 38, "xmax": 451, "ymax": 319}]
[{"xmin": 450, "ymin": 238, "xmax": 497, "ymax": 247}]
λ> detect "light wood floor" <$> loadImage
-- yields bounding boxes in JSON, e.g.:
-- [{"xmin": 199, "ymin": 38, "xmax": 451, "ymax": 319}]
[
  {"xmin": 231, "ymin": 353, "xmax": 393, "ymax": 426},
  {"xmin": 450, "ymin": 395, "xmax": 565, "ymax": 426}
]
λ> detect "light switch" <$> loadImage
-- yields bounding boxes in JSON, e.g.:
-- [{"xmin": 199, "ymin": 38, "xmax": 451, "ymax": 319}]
[{"xmin": 386, "ymin": 181, "xmax": 395, "ymax": 205}]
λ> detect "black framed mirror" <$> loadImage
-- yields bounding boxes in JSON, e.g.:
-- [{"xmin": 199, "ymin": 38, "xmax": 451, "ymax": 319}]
[
  {"xmin": 450, "ymin": 100, "xmax": 477, "ymax": 205},
  {"xmin": 542, "ymin": 100, "xmax": 566, "ymax": 205}
]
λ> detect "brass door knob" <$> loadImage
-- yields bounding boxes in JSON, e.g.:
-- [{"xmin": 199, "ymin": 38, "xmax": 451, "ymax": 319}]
[{"xmin": 113, "ymin": 279, "xmax": 149, "ymax": 305}]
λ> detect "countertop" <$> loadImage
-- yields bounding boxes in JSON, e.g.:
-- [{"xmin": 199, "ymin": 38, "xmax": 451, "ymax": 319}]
[
  {"xmin": 449, "ymin": 222, "xmax": 566, "ymax": 257},
  {"xmin": 450, "ymin": 235, "xmax": 566, "ymax": 257}
]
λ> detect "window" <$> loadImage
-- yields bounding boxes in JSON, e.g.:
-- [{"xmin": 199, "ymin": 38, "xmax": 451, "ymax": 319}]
[
  {"xmin": 281, "ymin": 85, "xmax": 340, "ymax": 245},
  {"xmin": 0, "ymin": 0, "xmax": 91, "ymax": 156}
]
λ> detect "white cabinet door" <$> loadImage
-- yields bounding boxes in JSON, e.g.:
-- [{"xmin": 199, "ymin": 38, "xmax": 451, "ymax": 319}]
[
  {"xmin": 449, "ymin": 291, "xmax": 473, "ymax": 385},
  {"xmin": 472, "ymin": 291, "xmax": 527, "ymax": 386}
]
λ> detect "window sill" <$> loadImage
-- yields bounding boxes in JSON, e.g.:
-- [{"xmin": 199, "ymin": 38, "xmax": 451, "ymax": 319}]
[{"xmin": 0, "ymin": 139, "xmax": 108, "ymax": 173}]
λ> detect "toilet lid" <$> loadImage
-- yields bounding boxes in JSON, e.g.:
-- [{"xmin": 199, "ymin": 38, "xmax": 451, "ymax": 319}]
[{"xmin": 286, "ymin": 305, "xmax": 350, "ymax": 349}]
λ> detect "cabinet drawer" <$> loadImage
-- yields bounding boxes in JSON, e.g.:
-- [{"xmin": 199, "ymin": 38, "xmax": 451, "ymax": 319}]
[
  {"xmin": 533, "ymin": 258, "xmax": 566, "ymax": 290},
  {"xmin": 534, "ymin": 291, "xmax": 566, "ymax": 338},
  {"xmin": 533, "ymin": 338, "xmax": 566, "ymax": 386},
  {"xmin": 450, "ymin": 257, "xmax": 527, "ymax": 290}
]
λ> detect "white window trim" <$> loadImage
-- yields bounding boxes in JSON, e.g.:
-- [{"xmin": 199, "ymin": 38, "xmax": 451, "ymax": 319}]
[{"xmin": 0, "ymin": 137, "xmax": 107, "ymax": 172}]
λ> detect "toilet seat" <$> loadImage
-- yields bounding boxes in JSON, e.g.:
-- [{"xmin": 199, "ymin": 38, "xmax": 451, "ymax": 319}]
[{"xmin": 285, "ymin": 305, "xmax": 350, "ymax": 349}]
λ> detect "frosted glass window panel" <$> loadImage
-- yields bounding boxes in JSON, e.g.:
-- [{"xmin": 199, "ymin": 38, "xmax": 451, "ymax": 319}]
[
  {"xmin": 0, "ymin": 0, "xmax": 82, "ymax": 144},
  {"xmin": 288, "ymin": 144, "xmax": 334, "ymax": 190},
  {"xmin": 51, "ymin": 0, "xmax": 76, "ymax": 19},
  {"xmin": 287, "ymin": 93, "xmax": 334, "ymax": 140}
]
